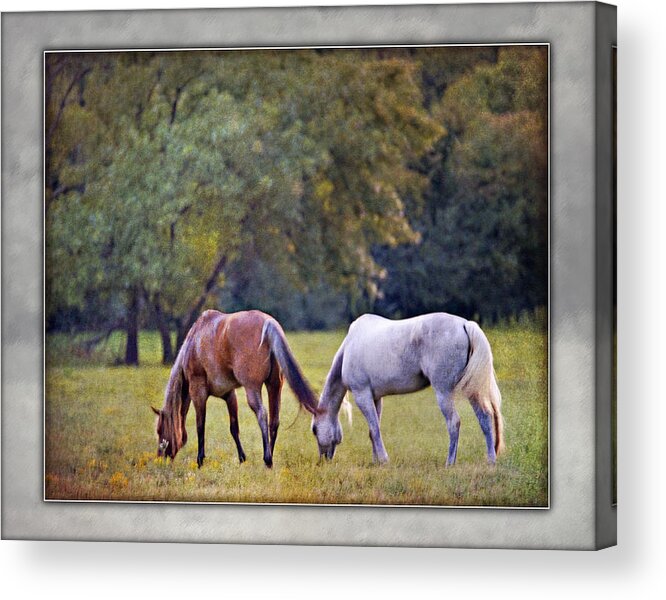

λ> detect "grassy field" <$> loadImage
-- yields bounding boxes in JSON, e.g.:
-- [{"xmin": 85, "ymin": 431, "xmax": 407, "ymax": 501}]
[{"xmin": 45, "ymin": 323, "xmax": 548, "ymax": 507}]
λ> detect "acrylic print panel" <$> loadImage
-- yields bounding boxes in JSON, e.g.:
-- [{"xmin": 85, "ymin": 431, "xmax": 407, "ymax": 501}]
[{"xmin": 44, "ymin": 45, "xmax": 549, "ymax": 507}]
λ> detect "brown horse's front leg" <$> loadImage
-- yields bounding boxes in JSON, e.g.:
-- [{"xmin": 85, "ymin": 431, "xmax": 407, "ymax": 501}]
[
  {"xmin": 180, "ymin": 388, "xmax": 191, "ymax": 447},
  {"xmin": 190, "ymin": 378, "xmax": 208, "ymax": 468},
  {"xmin": 196, "ymin": 409, "xmax": 206, "ymax": 468},
  {"xmin": 246, "ymin": 387, "xmax": 272, "ymax": 468},
  {"xmin": 223, "ymin": 390, "xmax": 246, "ymax": 463}
]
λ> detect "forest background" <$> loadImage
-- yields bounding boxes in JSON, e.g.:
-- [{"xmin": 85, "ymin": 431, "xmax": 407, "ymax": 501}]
[{"xmin": 45, "ymin": 45, "xmax": 548, "ymax": 365}]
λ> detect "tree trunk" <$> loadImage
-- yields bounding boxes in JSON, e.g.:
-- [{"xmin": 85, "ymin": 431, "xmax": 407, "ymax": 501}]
[
  {"xmin": 174, "ymin": 252, "xmax": 228, "ymax": 355},
  {"xmin": 125, "ymin": 287, "xmax": 139, "ymax": 366},
  {"xmin": 176, "ymin": 321, "xmax": 187, "ymax": 356},
  {"xmin": 153, "ymin": 296, "xmax": 174, "ymax": 365}
]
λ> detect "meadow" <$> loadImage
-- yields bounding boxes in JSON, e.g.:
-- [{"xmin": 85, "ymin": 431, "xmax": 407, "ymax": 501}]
[{"xmin": 45, "ymin": 323, "xmax": 548, "ymax": 507}]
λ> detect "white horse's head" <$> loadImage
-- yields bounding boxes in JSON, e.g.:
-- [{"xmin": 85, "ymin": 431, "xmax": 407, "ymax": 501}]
[{"xmin": 311, "ymin": 410, "xmax": 342, "ymax": 460}]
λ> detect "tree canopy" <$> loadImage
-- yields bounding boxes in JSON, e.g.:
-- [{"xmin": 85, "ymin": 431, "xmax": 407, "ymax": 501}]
[{"xmin": 375, "ymin": 46, "xmax": 548, "ymax": 320}]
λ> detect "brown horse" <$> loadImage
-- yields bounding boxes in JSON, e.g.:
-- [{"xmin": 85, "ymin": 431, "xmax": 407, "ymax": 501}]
[{"xmin": 151, "ymin": 309, "xmax": 318, "ymax": 468}]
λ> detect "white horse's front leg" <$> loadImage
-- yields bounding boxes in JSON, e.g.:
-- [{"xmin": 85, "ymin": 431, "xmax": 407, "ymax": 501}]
[
  {"xmin": 353, "ymin": 388, "xmax": 389, "ymax": 464},
  {"xmin": 370, "ymin": 396, "xmax": 384, "ymax": 462}
]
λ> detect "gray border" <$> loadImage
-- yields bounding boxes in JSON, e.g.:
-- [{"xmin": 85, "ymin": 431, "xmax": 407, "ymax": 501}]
[{"xmin": 2, "ymin": 2, "xmax": 616, "ymax": 548}]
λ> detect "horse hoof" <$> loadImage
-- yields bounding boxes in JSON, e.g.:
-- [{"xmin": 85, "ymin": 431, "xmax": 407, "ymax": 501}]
[
  {"xmin": 264, "ymin": 458, "xmax": 273, "ymax": 468},
  {"xmin": 238, "ymin": 454, "xmax": 246, "ymax": 464}
]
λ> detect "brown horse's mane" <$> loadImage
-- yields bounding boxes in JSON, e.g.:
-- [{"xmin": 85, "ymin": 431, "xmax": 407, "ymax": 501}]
[{"xmin": 159, "ymin": 339, "xmax": 190, "ymax": 454}]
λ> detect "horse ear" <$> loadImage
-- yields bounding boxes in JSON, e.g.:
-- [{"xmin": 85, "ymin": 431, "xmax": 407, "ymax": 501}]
[{"xmin": 151, "ymin": 406, "xmax": 160, "ymax": 416}]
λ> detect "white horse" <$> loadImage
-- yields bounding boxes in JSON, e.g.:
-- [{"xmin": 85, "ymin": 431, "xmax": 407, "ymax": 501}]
[{"xmin": 311, "ymin": 313, "xmax": 505, "ymax": 465}]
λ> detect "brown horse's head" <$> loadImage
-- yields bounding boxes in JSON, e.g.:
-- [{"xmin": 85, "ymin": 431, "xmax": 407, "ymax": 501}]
[{"xmin": 151, "ymin": 406, "xmax": 181, "ymax": 460}]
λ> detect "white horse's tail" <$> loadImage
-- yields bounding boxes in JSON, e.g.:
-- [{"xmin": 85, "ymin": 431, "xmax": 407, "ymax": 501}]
[
  {"xmin": 341, "ymin": 393, "xmax": 353, "ymax": 427},
  {"xmin": 455, "ymin": 321, "xmax": 505, "ymax": 456}
]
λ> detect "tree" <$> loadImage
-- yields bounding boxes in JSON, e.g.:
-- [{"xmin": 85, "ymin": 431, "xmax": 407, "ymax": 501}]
[
  {"xmin": 45, "ymin": 49, "xmax": 443, "ymax": 363},
  {"xmin": 376, "ymin": 46, "xmax": 548, "ymax": 321}
]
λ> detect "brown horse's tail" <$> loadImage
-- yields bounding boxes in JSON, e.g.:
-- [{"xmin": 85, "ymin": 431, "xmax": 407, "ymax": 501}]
[
  {"xmin": 455, "ymin": 321, "xmax": 505, "ymax": 457},
  {"xmin": 260, "ymin": 318, "xmax": 319, "ymax": 415}
]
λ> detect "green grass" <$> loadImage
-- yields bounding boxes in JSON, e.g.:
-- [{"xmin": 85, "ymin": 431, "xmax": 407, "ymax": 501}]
[{"xmin": 45, "ymin": 325, "xmax": 548, "ymax": 507}]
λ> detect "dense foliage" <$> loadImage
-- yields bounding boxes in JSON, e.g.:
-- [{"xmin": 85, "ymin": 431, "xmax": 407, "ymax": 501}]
[{"xmin": 46, "ymin": 46, "xmax": 548, "ymax": 364}]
